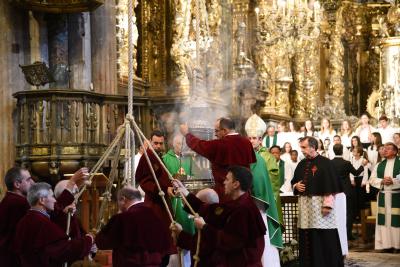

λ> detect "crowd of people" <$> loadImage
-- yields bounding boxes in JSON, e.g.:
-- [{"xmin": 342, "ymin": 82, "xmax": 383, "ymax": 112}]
[{"xmin": 0, "ymin": 113, "xmax": 399, "ymax": 267}]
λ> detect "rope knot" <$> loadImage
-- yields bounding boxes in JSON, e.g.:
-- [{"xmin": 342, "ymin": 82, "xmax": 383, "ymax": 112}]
[
  {"xmin": 125, "ymin": 114, "xmax": 134, "ymax": 122},
  {"xmin": 158, "ymin": 191, "xmax": 165, "ymax": 197}
]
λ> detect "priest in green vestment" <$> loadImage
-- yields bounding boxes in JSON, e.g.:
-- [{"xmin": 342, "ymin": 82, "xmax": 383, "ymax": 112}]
[
  {"xmin": 245, "ymin": 114, "xmax": 283, "ymax": 267},
  {"xmin": 162, "ymin": 134, "xmax": 195, "ymax": 237},
  {"xmin": 369, "ymin": 143, "xmax": 400, "ymax": 250}
]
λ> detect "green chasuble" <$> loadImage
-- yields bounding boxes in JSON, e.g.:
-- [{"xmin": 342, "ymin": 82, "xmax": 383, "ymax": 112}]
[
  {"xmin": 376, "ymin": 157, "xmax": 400, "ymax": 228},
  {"xmin": 251, "ymin": 152, "xmax": 284, "ymax": 248},
  {"xmin": 258, "ymin": 147, "xmax": 283, "ymax": 224},
  {"xmin": 162, "ymin": 150, "xmax": 195, "ymax": 235}
]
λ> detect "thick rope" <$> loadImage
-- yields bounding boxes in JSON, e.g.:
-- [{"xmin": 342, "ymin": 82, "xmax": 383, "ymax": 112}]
[
  {"xmin": 73, "ymin": 125, "xmax": 126, "ymax": 204},
  {"xmin": 127, "ymin": 0, "xmax": 134, "ymax": 116},
  {"xmin": 96, "ymin": 141, "xmax": 123, "ymax": 231},
  {"xmin": 124, "ymin": 0, "xmax": 135, "ymax": 188},
  {"xmin": 124, "ymin": 121, "xmax": 132, "ymax": 186}
]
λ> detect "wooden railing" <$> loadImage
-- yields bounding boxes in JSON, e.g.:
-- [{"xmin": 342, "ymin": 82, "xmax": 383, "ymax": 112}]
[{"xmin": 13, "ymin": 89, "xmax": 151, "ymax": 183}]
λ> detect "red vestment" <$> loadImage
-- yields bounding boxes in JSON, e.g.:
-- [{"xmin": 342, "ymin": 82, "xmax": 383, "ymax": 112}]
[
  {"xmin": 96, "ymin": 202, "xmax": 171, "ymax": 267},
  {"xmin": 180, "ymin": 192, "xmax": 266, "ymax": 267},
  {"xmin": 0, "ymin": 192, "xmax": 30, "ymax": 266},
  {"xmin": 51, "ymin": 189, "xmax": 86, "ymax": 239},
  {"xmin": 185, "ymin": 133, "xmax": 256, "ymax": 199},
  {"xmin": 135, "ymin": 149, "xmax": 175, "ymax": 254},
  {"xmin": 14, "ymin": 210, "xmax": 92, "ymax": 267}
]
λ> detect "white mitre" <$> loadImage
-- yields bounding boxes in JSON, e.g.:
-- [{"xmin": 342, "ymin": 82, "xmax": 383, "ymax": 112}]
[{"xmin": 245, "ymin": 114, "xmax": 266, "ymax": 137}]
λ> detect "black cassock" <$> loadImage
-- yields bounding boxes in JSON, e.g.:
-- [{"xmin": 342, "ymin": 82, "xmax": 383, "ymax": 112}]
[{"xmin": 291, "ymin": 155, "xmax": 344, "ymax": 267}]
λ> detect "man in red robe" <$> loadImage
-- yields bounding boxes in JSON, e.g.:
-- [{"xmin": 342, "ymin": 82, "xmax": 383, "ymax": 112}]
[
  {"xmin": 0, "ymin": 167, "xmax": 90, "ymax": 266},
  {"xmin": 96, "ymin": 187, "xmax": 171, "ymax": 267},
  {"xmin": 180, "ymin": 118, "xmax": 256, "ymax": 200},
  {"xmin": 170, "ymin": 188, "xmax": 220, "ymax": 267},
  {"xmin": 135, "ymin": 130, "xmax": 176, "ymax": 266},
  {"xmin": 51, "ymin": 168, "xmax": 90, "ymax": 239},
  {"xmin": 14, "ymin": 182, "xmax": 94, "ymax": 267},
  {"xmin": 172, "ymin": 166, "xmax": 266, "ymax": 267},
  {"xmin": 0, "ymin": 167, "xmax": 35, "ymax": 266}
]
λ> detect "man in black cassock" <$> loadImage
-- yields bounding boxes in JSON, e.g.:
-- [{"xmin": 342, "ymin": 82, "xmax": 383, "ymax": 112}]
[{"xmin": 291, "ymin": 137, "xmax": 343, "ymax": 267}]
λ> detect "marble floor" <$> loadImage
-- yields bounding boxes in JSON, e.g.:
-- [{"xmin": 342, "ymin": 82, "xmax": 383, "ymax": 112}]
[{"xmin": 346, "ymin": 252, "xmax": 400, "ymax": 267}]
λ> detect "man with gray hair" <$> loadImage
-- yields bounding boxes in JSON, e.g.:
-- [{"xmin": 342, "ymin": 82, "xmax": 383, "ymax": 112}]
[
  {"xmin": 96, "ymin": 187, "xmax": 171, "ymax": 267},
  {"xmin": 0, "ymin": 167, "xmax": 34, "ymax": 266},
  {"xmin": 14, "ymin": 182, "xmax": 94, "ymax": 267},
  {"xmin": 170, "ymin": 188, "xmax": 219, "ymax": 267}
]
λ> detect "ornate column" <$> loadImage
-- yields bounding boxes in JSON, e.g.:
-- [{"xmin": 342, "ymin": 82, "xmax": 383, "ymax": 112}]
[{"xmin": 253, "ymin": 1, "xmax": 279, "ymax": 116}]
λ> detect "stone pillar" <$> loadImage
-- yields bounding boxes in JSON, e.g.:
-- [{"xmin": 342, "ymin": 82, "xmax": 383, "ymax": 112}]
[
  {"xmin": 68, "ymin": 13, "xmax": 92, "ymax": 90},
  {"xmin": 90, "ymin": 0, "xmax": 117, "ymax": 94},
  {"xmin": 0, "ymin": 1, "xmax": 30, "ymax": 196},
  {"xmin": 47, "ymin": 14, "xmax": 69, "ymax": 89}
]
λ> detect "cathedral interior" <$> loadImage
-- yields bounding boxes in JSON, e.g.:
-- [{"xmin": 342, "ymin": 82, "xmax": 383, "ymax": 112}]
[{"xmin": 1, "ymin": 0, "xmax": 400, "ymax": 266}]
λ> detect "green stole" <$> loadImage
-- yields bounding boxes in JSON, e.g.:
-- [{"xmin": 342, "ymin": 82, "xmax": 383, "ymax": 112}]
[
  {"xmin": 279, "ymin": 160, "xmax": 285, "ymax": 187},
  {"xmin": 251, "ymin": 152, "xmax": 284, "ymax": 248},
  {"xmin": 257, "ymin": 147, "xmax": 284, "ymax": 225},
  {"xmin": 265, "ymin": 133, "xmax": 278, "ymax": 148},
  {"xmin": 376, "ymin": 157, "xmax": 400, "ymax": 228},
  {"xmin": 162, "ymin": 150, "xmax": 195, "ymax": 235}
]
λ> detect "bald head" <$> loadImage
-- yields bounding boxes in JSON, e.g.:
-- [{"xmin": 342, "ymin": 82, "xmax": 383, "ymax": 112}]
[
  {"xmin": 196, "ymin": 188, "xmax": 219, "ymax": 204},
  {"xmin": 172, "ymin": 134, "xmax": 184, "ymax": 155}
]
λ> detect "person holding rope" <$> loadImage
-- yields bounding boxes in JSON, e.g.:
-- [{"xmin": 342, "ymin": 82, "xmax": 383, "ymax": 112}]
[
  {"xmin": 179, "ymin": 117, "xmax": 256, "ymax": 201},
  {"xmin": 52, "ymin": 168, "xmax": 90, "ymax": 241},
  {"xmin": 163, "ymin": 133, "xmax": 196, "ymax": 267},
  {"xmin": 170, "ymin": 188, "xmax": 220, "ymax": 267},
  {"xmin": 172, "ymin": 166, "xmax": 266, "ymax": 267},
  {"xmin": 135, "ymin": 130, "xmax": 176, "ymax": 266},
  {"xmin": 95, "ymin": 187, "xmax": 171, "ymax": 267},
  {"xmin": 14, "ymin": 182, "xmax": 94, "ymax": 267},
  {"xmin": 0, "ymin": 167, "xmax": 88, "ymax": 266}
]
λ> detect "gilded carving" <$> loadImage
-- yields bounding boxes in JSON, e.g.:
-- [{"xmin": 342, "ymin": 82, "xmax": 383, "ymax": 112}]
[
  {"xmin": 62, "ymin": 146, "xmax": 80, "ymax": 155},
  {"xmin": 116, "ymin": 0, "xmax": 139, "ymax": 82},
  {"xmin": 327, "ymin": 4, "xmax": 346, "ymax": 118},
  {"xmin": 31, "ymin": 147, "xmax": 49, "ymax": 156}
]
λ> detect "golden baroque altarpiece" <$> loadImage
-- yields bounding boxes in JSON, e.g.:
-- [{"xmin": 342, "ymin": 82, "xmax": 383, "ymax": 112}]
[
  {"xmin": 115, "ymin": 0, "xmax": 400, "ymax": 123},
  {"xmin": 7, "ymin": 0, "xmax": 400, "ymax": 230}
]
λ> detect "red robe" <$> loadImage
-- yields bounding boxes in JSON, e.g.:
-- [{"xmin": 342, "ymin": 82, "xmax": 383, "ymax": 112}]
[
  {"xmin": 14, "ymin": 210, "xmax": 92, "ymax": 267},
  {"xmin": 179, "ymin": 192, "xmax": 266, "ymax": 267},
  {"xmin": 96, "ymin": 202, "xmax": 171, "ymax": 267},
  {"xmin": 0, "ymin": 192, "xmax": 30, "ymax": 266},
  {"xmin": 135, "ymin": 148, "xmax": 175, "ymax": 254},
  {"xmin": 51, "ymin": 189, "xmax": 86, "ymax": 239},
  {"xmin": 185, "ymin": 133, "xmax": 256, "ymax": 199}
]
